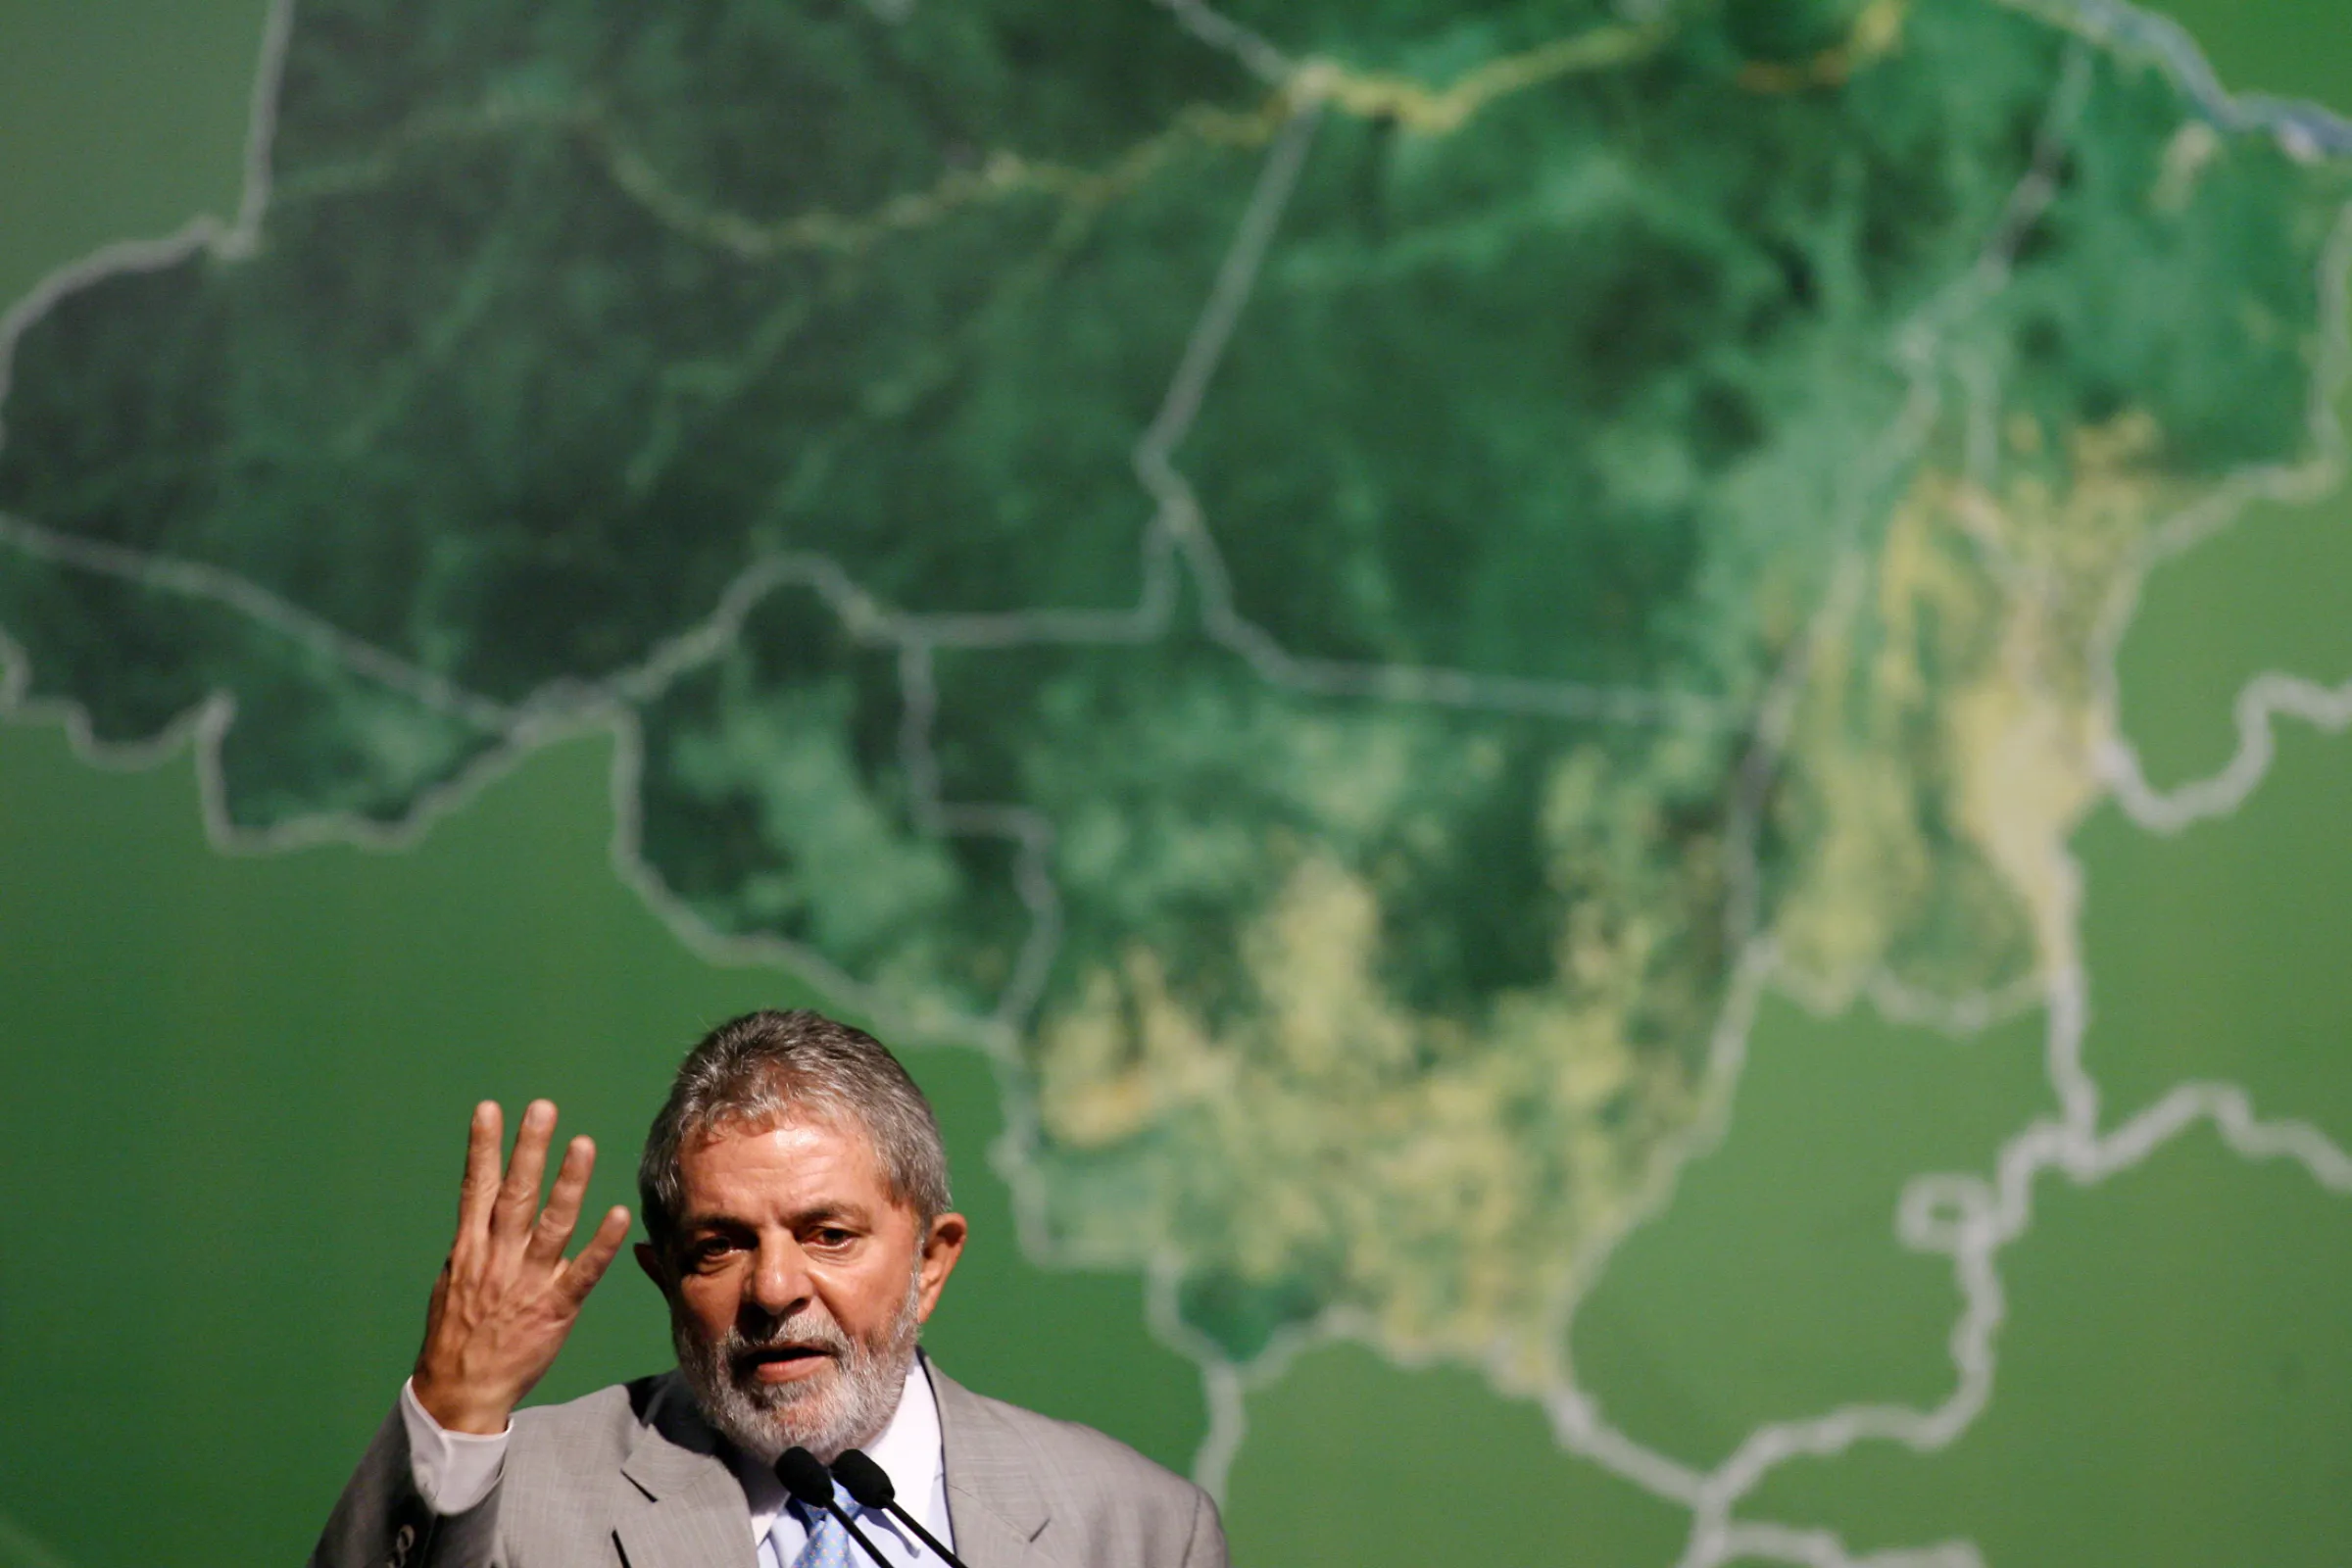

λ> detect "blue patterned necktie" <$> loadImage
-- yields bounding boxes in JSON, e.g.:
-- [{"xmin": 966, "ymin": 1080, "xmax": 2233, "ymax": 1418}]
[{"xmin": 786, "ymin": 1492, "xmax": 857, "ymax": 1568}]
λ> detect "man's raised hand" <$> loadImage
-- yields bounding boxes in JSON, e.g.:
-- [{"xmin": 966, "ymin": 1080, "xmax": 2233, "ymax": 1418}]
[{"xmin": 411, "ymin": 1101, "xmax": 632, "ymax": 1435}]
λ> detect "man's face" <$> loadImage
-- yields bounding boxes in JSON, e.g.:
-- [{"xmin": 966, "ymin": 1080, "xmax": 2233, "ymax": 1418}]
[{"xmin": 637, "ymin": 1114, "xmax": 965, "ymax": 1461}]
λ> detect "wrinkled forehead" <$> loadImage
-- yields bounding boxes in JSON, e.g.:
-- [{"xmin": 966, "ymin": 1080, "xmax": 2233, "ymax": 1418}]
[
  {"xmin": 687, "ymin": 1068, "xmax": 872, "ymax": 1152},
  {"xmin": 691, "ymin": 1094, "xmax": 865, "ymax": 1149},
  {"xmin": 674, "ymin": 1107, "xmax": 899, "ymax": 1211}
]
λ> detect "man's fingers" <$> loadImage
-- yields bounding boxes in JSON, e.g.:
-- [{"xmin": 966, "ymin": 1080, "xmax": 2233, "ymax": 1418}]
[
  {"xmin": 455, "ymin": 1101, "xmax": 504, "ymax": 1246},
  {"xmin": 492, "ymin": 1100, "xmax": 558, "ymax": 1240},
  {"xmin": 560, "ymin": 1206, "xmax": 633, "ymax": 1303},
  {"xmin": 525, "ymin": 1135, "xmax": 596, "ymax": 1267}
]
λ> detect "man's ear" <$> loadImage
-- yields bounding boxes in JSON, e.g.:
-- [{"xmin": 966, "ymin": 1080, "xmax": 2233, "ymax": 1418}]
[{"xmin": 914, "ymin": 1211, "xmax": 968, "ymax": 1322}]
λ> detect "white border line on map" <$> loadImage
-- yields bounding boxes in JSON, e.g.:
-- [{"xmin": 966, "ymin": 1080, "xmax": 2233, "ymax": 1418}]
[{"xmin": 1653, "ymin": 26, "xmax": 2352, "ymax": 1565}]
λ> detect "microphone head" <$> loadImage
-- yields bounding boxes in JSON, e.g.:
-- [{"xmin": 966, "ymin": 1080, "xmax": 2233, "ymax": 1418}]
[
  {"xmin": 773, "ymin": 1446, "xmax": 836, "ymax": 1508},
  {"xmin": 830, "ymin": 1448, "xmax": 897, "ymax": 1508}
]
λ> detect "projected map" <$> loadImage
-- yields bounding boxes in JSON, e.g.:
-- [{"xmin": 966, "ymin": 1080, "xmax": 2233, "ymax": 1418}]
[{"xmin": 3, "ymin": 1, "xmax": 2350, "ymax": 1565}]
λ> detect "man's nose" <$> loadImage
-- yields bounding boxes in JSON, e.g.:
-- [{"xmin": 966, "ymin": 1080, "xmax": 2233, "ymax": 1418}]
[{"xmin": 745, "ymin": 1234, "xmax": 813, "ymax": 1318}]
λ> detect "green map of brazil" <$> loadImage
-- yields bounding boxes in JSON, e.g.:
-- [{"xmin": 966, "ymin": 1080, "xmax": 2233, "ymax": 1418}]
[{"xmin": 2, "ymin": 0, "xmax": 2350, "ymax": 1563}]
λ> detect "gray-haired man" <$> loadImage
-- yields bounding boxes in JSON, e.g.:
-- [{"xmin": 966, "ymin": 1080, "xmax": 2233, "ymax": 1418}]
[{"xmin": 311, "ymin": 1009, "xmax": 1226, "ymax": 1568}]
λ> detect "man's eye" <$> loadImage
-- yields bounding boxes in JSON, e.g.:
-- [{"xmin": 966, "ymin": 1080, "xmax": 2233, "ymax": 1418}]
[{"xmin": 811, "ymin": 1227, "xmax": 854, "ymax": 1248}]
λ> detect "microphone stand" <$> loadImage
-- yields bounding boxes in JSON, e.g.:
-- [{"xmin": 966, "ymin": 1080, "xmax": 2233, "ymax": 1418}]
[
  {"xmin": 831, "ymin": 1447, "xmax": 971, "ymax": 1568},
  {"xmin": 776, "ymin": 1447, "xmax": 898, "ymax": 1568}
]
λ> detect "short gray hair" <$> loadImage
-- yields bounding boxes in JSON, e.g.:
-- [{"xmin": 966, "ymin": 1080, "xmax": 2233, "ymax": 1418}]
[{"xmin": 638, "ymin": 1009, "xmax": 951, "ymax": 1253}]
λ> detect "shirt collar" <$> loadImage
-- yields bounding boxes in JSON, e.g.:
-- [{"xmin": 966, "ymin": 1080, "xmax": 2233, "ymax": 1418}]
[{"xmin": 864, "ymin": 1352, "xmax": 946, "ymax": 1514}]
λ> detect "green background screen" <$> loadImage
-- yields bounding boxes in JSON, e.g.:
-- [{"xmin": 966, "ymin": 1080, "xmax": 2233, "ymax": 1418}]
[{"xmin": 3, "ymin": 2, "xmax": 2349, "ymax": 1564}]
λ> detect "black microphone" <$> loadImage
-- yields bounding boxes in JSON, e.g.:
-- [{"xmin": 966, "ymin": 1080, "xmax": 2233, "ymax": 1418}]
[
  {"xmin": 775, "ymin": 1446, "xmax": 894, "ymax": 1568},
  {"xmin": 832, "ymin": 1447, "xmax": 973, "ymax": 1568}
]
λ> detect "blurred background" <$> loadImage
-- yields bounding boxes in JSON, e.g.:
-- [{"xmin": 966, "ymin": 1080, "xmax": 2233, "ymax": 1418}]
[{"xmin": 2, "ymin": 2, "xmax": 2348, "ymax": 1564}]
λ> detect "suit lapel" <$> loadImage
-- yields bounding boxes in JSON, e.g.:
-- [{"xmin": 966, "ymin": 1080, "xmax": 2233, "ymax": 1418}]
[
  {"xmin": 612, "ymin": 1374, "xmax": 760, "ymax": 1568},
  {"xmin": 928, "ymin": 1360, "xmax": 1061, "ymax": 1568}
]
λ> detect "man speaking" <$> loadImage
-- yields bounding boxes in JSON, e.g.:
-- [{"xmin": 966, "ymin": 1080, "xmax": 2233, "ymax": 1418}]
[{"xmin": 312, "ymin": 1008, "xmax": 1226, "ymax": 1567}]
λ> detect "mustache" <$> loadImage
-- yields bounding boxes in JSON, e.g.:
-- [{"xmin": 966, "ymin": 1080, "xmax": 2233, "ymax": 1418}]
[{"xmin": 722, "ymin": 1311, "xmax": 854, "ymax": 1368}]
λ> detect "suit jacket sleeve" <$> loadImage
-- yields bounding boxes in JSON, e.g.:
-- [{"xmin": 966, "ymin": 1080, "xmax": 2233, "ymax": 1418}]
[
  {"xmin": 309, "ymin": 1399, "xmax": 504, "ymax": 1568},
  {"xmin": 1180, "ymin": 1482, "xmax": 1230, "ymax": 1568}
]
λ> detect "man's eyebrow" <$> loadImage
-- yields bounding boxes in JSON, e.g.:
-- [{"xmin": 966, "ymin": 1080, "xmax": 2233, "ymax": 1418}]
[{"xmin": 675, "ymin": 1212, "xmax": 757, "ymax": 1235}]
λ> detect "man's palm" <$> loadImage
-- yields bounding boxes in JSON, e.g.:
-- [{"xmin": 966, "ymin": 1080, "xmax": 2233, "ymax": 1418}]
[{"xmin": 411, "ymin": 1101, "xmax": 631, "ymax": 1435}]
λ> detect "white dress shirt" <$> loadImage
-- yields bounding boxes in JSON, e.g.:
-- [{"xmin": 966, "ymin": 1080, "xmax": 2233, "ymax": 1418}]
[{"xmin": 399, "ymin": 1359, "xmax": 955, "ymax": 1564}]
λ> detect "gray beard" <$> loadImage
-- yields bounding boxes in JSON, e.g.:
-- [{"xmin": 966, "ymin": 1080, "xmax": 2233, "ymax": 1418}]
[{"xmin": 672, "ymin": 1268, "xmax": 924, "ymax": 1465}]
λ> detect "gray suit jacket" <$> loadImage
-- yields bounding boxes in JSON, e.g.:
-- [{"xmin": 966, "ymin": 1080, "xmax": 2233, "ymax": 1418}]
[{"xmin": 310, "ymin": 1359, "xmax": 1226, "ymax": 1568}]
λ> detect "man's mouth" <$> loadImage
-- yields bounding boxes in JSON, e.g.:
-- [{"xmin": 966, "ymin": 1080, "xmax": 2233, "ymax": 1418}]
[{"xmin": 739, "ymin": 1344, "xmax": 836, "ymax": 1384}]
